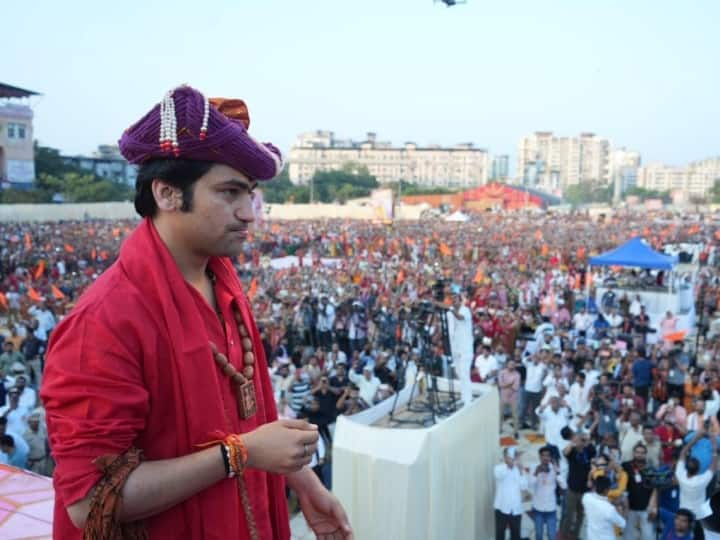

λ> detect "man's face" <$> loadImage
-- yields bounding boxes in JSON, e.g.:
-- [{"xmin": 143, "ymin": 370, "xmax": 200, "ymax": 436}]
[
  {"xmin": 15, "ymin": 377, "xmax": 26, "ymax": 391},
  {"xmin": 695, "ymin": 399, "xmax": 706, "ymax": 414},
  {"xmin": 28, "ymin": 418, "xmax": 40, "ymax": 431},
  {"xmin": 633, "ymin": 446, "xmax": 647, "ymax": 465},
  {"xmin": 540, "ymin": 451, "xmax": 552, "ymax": 465},
  {"xmin": 336, "ymin": 365, "xmax": 346, "ymax": 377},
  {"xmin": 160, "ymin": 164, "xmax": 256, "ymax": 258},
  {"xmin": 674, "ymin": 514, "xmax": 690, "ymax": 535}
]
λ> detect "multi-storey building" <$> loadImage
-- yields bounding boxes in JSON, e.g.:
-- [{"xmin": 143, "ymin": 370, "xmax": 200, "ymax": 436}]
[
  {"xmin": 288, "ymin": 131, "xmax": 490, "ymax": 187},
  {"xmin": 517, "ymin": 131, "xmax": 610, "ymax": 191},
  {"xmin": 490, "ymin": 154, "xmax": 510, "ymax": 180},
  {"xmin": 637, "ymin": 158, "xmax": 720, "ymax": 197},
  {"xmin": 0, "ymin": 82, "xmax": 39, "ymax": 189}
]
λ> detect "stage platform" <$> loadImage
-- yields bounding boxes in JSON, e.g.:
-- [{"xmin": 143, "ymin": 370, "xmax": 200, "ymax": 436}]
[{"xmin": 332, "ymin": 379, "xmax": 500, "ymax": 540}]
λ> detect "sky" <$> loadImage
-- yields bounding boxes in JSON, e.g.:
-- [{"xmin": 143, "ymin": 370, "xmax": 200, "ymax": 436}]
[{"xmin": 3, "ymin": 0, "xmax": 719, "ymax": 173}]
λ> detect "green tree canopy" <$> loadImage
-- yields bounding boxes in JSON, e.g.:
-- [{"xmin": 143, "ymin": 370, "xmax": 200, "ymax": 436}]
[{"xmin": 563, "ymin": 182, "xmax": 613, "ymax": 206}]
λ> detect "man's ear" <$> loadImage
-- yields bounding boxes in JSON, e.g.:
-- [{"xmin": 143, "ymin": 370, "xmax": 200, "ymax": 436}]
[{"xmin": 152, "ymin": 179, "xmax": 182, "ymax": 211}]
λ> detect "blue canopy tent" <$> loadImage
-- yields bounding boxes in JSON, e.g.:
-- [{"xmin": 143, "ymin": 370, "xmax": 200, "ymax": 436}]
[
  {"xmin": 589, "ymin": 237, "xmax": 678, "ymax": 270},
  {"xmin": 586, "ymin": 237, "xmax": 679, "ymax": 300}
]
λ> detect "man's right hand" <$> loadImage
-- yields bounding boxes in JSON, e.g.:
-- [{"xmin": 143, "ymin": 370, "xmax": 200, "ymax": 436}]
[{"xmin": 244, "ymin": 419, "xmax": 319, "ymax": 475}]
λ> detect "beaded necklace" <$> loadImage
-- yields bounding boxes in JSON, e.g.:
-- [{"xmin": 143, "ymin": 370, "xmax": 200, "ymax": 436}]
[{"xmin": 207, "ymin": 269, "xmax": 257, "ymax": 419}]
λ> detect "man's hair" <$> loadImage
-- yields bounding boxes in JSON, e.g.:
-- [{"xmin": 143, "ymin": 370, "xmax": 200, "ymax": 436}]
[
  {"xmin": 675, "ymin": 508, "xmax": 694, "ymax": 526},
  {"xmin": 633, "ymin": 442, "xmax": 647, "ymax": 452},
  {"xmin": 686, "ymin": 456, "xmax": 700, "ymax": 476},
  {"xmin": 0, "ymin": 417, "xmax": 8, "ymax": 427},
  {"xmin": 134, "ymin": 159, "xmax": 215, "ymax": 217},
  {"xmin": 539, "ymin": 445, "xmax": 552, "ymax": 457},
  {"xmin": 0, "ymin": 434, "xmax": 14, "ymax": 447},
  {"xmin": 594, "ymin": 475, "xmax": 611, "ymax": 494}
]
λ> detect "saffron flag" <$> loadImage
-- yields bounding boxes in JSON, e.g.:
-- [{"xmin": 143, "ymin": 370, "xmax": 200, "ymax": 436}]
[
  {"xmin": 24, "ymin": 233, "xmax": 32, "ymax": 250},
  {"xmin": 64, "ymin": 244, "xmax": 75, "ymax": 253},
  {"xmin": 439, "ymin": 243, "xmax": 452, "ymax": 257},
  {"xmin": 51, "ymin": 285, "xmax": 65, "ymax": 300},
  {"xmin": 28, "ymin": 288, "xmax": 43, "ymax": 303},
  {"xmin": 33, "ymin": 260, "xmax": 45, "ymax": 280},
  {"xmin": 0, "ymin": 292, "xmax": 7, "ymax": 311},
  {"xmin": 247, "ymin": 278, "xmax": 258, "ymax": 301}
]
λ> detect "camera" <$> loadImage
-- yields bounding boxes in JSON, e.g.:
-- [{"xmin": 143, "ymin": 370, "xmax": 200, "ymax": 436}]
[{"xmin": 432, "ymin": 279, "xmax": 446, "ymax": 303}]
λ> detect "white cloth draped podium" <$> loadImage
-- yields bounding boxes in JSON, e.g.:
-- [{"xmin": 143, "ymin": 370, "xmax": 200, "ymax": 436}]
[{"xmin": 332, "ymin": 382, "xmax": 500, "ymax": 540}]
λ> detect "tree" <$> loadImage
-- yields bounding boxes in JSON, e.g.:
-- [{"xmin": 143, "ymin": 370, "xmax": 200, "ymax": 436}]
[
  {"xmin": 710, "ymin": 179, "xmax": 720, "ymax": 204},
  {"xmin": 623, "ymin": 186, "xmax": 671, "ymax": 203},
  {"xmin": 563, "ymin": 182, "xmax": 613, "ymax": 206}
]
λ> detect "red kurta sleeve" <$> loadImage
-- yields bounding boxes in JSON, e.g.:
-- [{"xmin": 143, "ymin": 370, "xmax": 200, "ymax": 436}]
[{"xmin": 42, "ymin": 305, "xmax": 149, "ymax": 509}]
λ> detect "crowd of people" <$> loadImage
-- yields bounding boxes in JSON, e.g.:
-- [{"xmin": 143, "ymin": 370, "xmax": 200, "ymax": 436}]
[{"xmin": 2, "ymin": 209, "xmax": 720, "ymax": 537}]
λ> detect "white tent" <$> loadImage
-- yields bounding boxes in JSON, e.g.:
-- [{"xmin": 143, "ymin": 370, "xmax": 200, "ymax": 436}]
[{"xmin": 445, "ymin": 211, "xmax": 469, "ymax": 222}]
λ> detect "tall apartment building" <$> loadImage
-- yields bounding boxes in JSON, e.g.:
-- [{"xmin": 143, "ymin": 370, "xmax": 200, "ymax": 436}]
[
  {"xmin": 0, "ymin": 82, "xmax": 39, "ymax": 189},
  {"xmin": 610, "ymin": 148, "xmax": 641, "ymax": 200},
  {"xmin": 490, "ymin": 154, "xmax": 510, "ymax": 180},
  {"xmin": 636, "ymin": 157, "xmax": 720, "ymax": 197},
  {"xmin": 288, "ymin": 131, "xmax": 490, "ymax": 187},
  {"xmin": 517, "ymin": 131, "xmax": 610, "ymax": 191}
]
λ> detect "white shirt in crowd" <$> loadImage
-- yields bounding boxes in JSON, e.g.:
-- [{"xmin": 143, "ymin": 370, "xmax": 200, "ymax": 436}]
[
  {"xmin": 6, "ymin": 387, "xmax": 37, "ymax": 411},
  {"xmin": 582, "ymin": 492, "xmax": 626, "ymax": 538},
  {"xmin": 493, "ymin": 463, "xmax": 528, "ymax": 515},
  {"xmin": 536, "ymin": 406, "xmax": 571, "ymax": 449},
  {"xmin": 474, "ymin": 353, "xmax": 498, "ymax": 382},
  {"xmin": 523, "ymin": 359, "xmax": 546, "ymax": 393},
  {"xmin": 316, "ymin": 303, "xmax": 336, "ymax": 332},
  {"xmin": 573, "ymin": 312, "xmax": 594, "ymax": 333},
  {"xmin": 569, "ymin": 381, "xmax": 591, "ymax": 416},
  {"xmin": 675, "ymin": 459, "xmax": 714, "ymax": 519},
  {"xmin": 618, "ymin": 422, "xmax": 645, "ymax": 463},
  {"xmin": 530, "ymin": 466, "xmax": 567, "ymax": 512},
  {"xmin": 348, "ymin": 370, "xmax": 381, "ymax": 406},
  {"xmin": 0, "ymin": 405, "xmax": 30, "ymax": 436},
  {"xmin": 0, "ymin": 428, "xmax": 30, "ymax": 465}
]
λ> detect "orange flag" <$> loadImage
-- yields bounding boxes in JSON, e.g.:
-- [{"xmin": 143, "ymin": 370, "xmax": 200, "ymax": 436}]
[
  {"xmin": 0, "ymin": 292, "xmax": 7, "ymax": 311},
  {"xmin": 440, "ymin": 243, "xmax": 452, "ymax": 257},
  {"xmin": 51, "ymin": 285, "xmax": 65, "ymax": 300},
  {"xmin": 541, "ymin": 244, "xmax": 549, "ymax": 257},
  {"xmin": 24, "ymin": 233, "xmax": 32, "ymax": 250},
  {"xmin": 91, "ymin": 248, "xmax": 97, "ymax": 261},
  {"xmin": 397, "ymin": 269, "xmax": 405, "ymax": 285},
  {"xmin": 33, "ymin": 260, "xmax": 45, "ymax": 280},
  {"xmin": 112, "ymin": 228, "xmax": 121, "ymax": 238},
  {"xmin": 473, "ymin": 267, "xmax": 484, "ymax": 283},
  {"xmin": 64, "ymin": 243, "xmax": 75, "ymax": 253},
  {"xmin": 247, "ymin": 278, "xmax": 258, "ymax": 300},
  {"xmin": 28, "ymin": 287, "xmax": 43, "ymax": 302}
]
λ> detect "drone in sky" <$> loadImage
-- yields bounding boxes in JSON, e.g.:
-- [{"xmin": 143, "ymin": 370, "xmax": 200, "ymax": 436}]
[{"xmin": 436, "ymin": 0, "xmax": 467, "ymax": 6}]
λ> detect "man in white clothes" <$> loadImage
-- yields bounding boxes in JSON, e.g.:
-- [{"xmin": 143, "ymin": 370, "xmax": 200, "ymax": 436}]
[
  {"xmin": 348, "ymin": 365, "xmax": 381, "ymax": 406},
  {"xmin": 583, "ymin": 475, "xmax": 626, "ymax": 538},
  {"xmin": 676, "ymin": 426, "xmax": 717, "ymax": 524},
  {"xmin": 573, "ymin": 307, "xmax": 594, "ymax": 336},
  {"xmin": 520, "ymin": 353, "xmax": 547, "ymax": 430},
  {"xmin": 530, "ymin": 446, "xmax": 566, "ymax": 540},
  {"xmin": 446, "ymin": 292, "xmax": 474, "ymax": 407},
  {"xmin": 494, "ymin": 447, "xmax": 528, "ymax": 540},
  {"xmin": 536, "ymin": 396, "xmax": 571, "ymax": 451},
  {"xmin": 474, "ymin": 344, "xmax": 498, "ymax": 384}
]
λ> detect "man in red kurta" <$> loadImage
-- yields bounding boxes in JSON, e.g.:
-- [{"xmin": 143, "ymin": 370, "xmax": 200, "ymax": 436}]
[{"xmin": 41, "ymin": 86, "xmax": 352, "ymax": 539}]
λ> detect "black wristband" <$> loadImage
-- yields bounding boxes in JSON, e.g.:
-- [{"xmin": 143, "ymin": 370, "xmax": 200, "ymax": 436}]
[{"xmin": 220, "ymin": 444, "xmax": 230, "ymax": 477}]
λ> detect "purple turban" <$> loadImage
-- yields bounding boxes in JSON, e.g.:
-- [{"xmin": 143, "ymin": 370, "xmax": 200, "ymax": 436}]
[{"xmin": 118, "ymin": 85, "xmax": 283, "ymax": 181}]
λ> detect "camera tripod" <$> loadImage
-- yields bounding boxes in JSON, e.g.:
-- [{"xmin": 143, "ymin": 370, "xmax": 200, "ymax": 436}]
[{"xmin": 389, "ymin": 305, "xmax": 459, "ymax": 427}]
